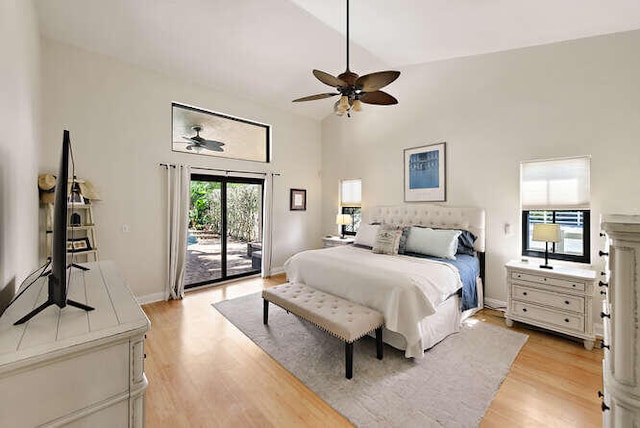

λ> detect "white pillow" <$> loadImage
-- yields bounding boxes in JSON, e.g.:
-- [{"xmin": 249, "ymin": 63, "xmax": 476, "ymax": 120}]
[
  {"xmin": 354, "ymin": 224, "xmax": 381, "ymax": 248},
  {"xmin": 404, "ymin": 227, "xmax": 462, "ymax": 260}
]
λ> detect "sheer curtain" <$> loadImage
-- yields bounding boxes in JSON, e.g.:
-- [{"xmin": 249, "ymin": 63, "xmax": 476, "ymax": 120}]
[
  {"xmin": 261, "ymin": 173, "xmax": 274, "ymax": 277},
  {"xmin": 166, "ymin": 164, "xmax": 190, "ymax": 299}
]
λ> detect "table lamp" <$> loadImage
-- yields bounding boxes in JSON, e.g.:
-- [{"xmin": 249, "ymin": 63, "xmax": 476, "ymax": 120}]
[
  {"xmin": 532, "ymin": 223, "xmax": 561, "ymax": 269},
  {"xmin": 336, "ymin": 214, "xmax": 353, "ymax": 239}
]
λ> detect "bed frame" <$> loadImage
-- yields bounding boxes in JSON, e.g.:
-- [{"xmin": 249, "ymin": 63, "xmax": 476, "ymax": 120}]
[{"xmin": 366, "ymin": 204, "xmax": 487, "ymax": 288}]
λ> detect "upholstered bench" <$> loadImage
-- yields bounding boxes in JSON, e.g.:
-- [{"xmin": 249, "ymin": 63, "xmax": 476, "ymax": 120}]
[{"xmin": 262, "ymin": 282, "xmax": 384, "ymax": 379}]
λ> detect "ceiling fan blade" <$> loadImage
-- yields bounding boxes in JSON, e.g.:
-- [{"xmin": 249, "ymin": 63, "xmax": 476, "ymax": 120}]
[
  {"xmin": 312, "ymin": 70, "xmax": 347, "ymax": 88},
  {"xmin": 201, "ymin": 140, "xmax": 224, "ymax": 152},
  {"xmin": 360, "ymin": 91, "xmax": 398, "ymax": 105},
  {"xmin": 356, "ymin": 71, "xmax": 401, "ymax": 92},
  {"xmin": 292, "ymin": 93, "xmax": 339, "ymax": 102}
]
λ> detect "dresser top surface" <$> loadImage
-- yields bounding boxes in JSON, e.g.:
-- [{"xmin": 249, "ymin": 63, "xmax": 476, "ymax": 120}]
[
  {"xmin": 506, "ymin": 260, "xmax": 596, "ymax": 280},
  {"xmin": 0, "ymin": 261, "xmax": 149, "ymax": 369}
]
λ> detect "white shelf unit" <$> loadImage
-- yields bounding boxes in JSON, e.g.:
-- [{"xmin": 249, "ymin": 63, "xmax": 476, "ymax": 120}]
[
  {"xmin": 600, "ymin": 215, "xmax": 640, "ymax": 426},
  {"xmin": 46, "ymin": 203, "xmax": 99, "ymax": 262}
]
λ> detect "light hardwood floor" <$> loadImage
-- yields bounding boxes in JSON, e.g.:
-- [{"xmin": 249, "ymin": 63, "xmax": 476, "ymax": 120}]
[{"xmin": 143, "ymin": 274, "xmax": 603, "ymax": 427}]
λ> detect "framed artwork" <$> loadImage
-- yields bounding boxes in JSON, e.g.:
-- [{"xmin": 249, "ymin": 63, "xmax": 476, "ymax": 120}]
[
  {"xmin": 67, "ymin": 237, "xmax": 91, "ymax": 252},
  {"xmin": 404, "ymin": 142, "xmax": 446, "ymax": 202},
  {"xmin": 172, "ymin": 102, "xmax": 270, "ymax": 162},
  {"xmin": 290, "ymin": 189, "xmax": 307, "ymax": 211}
]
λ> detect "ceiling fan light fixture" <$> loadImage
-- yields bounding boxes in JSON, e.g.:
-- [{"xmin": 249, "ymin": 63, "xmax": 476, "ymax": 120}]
[
  {"xmin": 352, "ymin": 99, "xmax": 362, "ymax": 112},
  {"xmin": 339, "ymin": 95, "xmax": 350, "ymax": 111}
]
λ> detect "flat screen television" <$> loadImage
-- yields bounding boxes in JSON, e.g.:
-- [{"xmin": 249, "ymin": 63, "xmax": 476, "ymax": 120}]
[{"xmin": 12, "ymin": 130, "xmax": 93, "ymax": 325}]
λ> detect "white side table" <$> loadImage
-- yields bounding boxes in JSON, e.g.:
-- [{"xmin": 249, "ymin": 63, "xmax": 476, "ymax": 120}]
[
  {"xmin": 322, "ymin": 236, "xmax": 355, "ymax": 248},
  {"xmin": 505, "ymin": 260, "xmax": 596, "ymax": 350}
]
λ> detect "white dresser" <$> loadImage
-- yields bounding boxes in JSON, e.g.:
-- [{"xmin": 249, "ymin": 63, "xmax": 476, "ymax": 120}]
[
  {"xmin": 600, "ymin": 215, "xmax": 640, "ymax": 426},
  {"xmin": 505, "ymin": 260, "xmax": 596, "ymax": 350},
  {"xmin": 0, "ymin": 261, "xmax": 150, "ymax": 427}
]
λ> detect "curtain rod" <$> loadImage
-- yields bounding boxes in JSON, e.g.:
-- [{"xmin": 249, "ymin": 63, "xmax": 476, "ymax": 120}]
[{"xmin": 159, "ymin": 163, "xmax": 281, "ymax": 176}]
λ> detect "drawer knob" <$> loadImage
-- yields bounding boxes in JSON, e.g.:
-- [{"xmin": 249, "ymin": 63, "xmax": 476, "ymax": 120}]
[
  {"xmin": 522, "ymin": 292, "xmax": 528, "ymax": 296},
  {"xmin": 602, "ymin": 402, "xmax": 610, "ymax": 412},
  {"xmin": 564, "ymin": 300, "xmax": 570, "ymax": 305},
  {"xmin": 144, "ymin": 353, "xmax": 147, "ymax": 359},
  {"xmin": 600, "ymin": 342, "xmax": 610, "ymax": 350},
  {"xmin": 597, "ymin": 390, "xmax": 604, "ymax": 398},
  {"xmin": 600, "ymin": 271, "xmax": 607, "ymax": 276},
  {"xmin": 600, "ymin": 290, "xmax": 607, "ymax": 296},
  {"xmin": 599, "ymin": 281, "xmax": 608, "ymax": 288},
  {"xmin": 522, "ymin": 308, "xmax": 527, "ymax": 312},
  {"xmin": 543, "ymin": 278, "xmax": 547, "ymax": 281},
  {"xmin": 599, "ymin": 250, "xmax": 609, "ymax": 257},
  {"xmin": 600, "ymin": 232, "xmax": 605, "ymax": 237},
  {"xmin": 600, "ymin": 311, "xmax": 611, "ymax": 319},
  {"xmin": 564, "ymin": 318, "xmax": 570, "ymax": 323}
]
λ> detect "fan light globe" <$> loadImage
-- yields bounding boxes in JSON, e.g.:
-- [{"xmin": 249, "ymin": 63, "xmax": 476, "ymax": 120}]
[
  {"xmin": 339, "ymin": 96, "xmax": 350, "ymax": 110},
  {"xmin": 352, "ymin": 99, "xmax": 362, "ymax": 112}
]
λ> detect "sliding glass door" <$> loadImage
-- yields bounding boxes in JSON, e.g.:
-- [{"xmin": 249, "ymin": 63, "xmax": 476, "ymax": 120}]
[{"xmin": 185, "ymin": 174, "xmax": 263, "ymax": 288}]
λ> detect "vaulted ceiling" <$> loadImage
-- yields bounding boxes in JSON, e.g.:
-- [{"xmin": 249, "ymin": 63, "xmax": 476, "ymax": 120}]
[{"xmin": 35, "ymin": 0, "xmax": 640, "ymax": 120}]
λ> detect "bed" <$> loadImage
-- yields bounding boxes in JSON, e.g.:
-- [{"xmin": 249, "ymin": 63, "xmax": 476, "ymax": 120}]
[{"xmin": 284, "ymin": 204, "xmax": 485, "ymax": 358}]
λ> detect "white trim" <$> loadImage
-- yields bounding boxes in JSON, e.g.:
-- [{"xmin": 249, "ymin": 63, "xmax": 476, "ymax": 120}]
[
  {"xmin": 136, "ymin": 291, "xmax": 167, "ymax": 305},
  {"xmin": 484, "ymin": 298, "xmax": 507, "ymax": 310}
]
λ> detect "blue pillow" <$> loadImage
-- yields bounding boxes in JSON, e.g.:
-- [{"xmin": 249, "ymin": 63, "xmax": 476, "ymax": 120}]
[{"xmin": 457, "ymin": 230, "xmax": 477, "ymax": 255}]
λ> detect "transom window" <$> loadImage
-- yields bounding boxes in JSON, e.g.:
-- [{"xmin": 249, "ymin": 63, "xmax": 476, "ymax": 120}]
[{"xmin": 520, "ymin": 157, "xmax": 591, "ymax": 264}]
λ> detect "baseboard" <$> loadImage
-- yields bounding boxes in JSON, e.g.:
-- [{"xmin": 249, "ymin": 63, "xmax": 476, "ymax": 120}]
[
  {"xmin": 136, "ymin": 291, "xmax": 167, "ymax": 305},
  {"xmin": 268, "ymin": 266, "xmax": 284, "ymax": 276},
  {"xmin": 484, "ymin": 298, "xmax": 507, "ymax": 310}
]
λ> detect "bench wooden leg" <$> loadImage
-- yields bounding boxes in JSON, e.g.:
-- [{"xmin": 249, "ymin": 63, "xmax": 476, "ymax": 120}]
[
  {"xmin": 376, "ymin": 327, "xmax": 383, "ymax": 360},
  {"xmin": 345, "ymin": 341, "xmax": 353, "ymax": 379},
  {"xmin": 263, "ymin": 299, "xmax": 269, "ymax": 325}
]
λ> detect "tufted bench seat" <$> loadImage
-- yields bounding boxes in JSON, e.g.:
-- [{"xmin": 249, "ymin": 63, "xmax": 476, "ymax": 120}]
[{"xmin": 262, "ymin": 282, "xmax": 384, "ymax": 379}]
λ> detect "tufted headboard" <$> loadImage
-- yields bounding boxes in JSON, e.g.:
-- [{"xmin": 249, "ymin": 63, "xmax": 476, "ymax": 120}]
[{"xmin": 366, "ymin": 204, "xmax": 486, "ymax": 252}]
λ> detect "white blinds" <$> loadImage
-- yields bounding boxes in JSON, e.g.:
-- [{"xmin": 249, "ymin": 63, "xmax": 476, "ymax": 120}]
[
  {"xmin": 340, "ymin": 179, "xmax": 361, "ymax": 206},
  {"xmin": 521, "ymin": 156, "xmax": 591, "ymax": 210}
]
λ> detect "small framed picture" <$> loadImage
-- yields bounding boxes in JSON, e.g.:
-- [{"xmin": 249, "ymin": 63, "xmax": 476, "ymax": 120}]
[
  {"xmin": 404, "ymin": 142, "xmax": 446, "ymax": 202},
  {"xmin": 67, "ymin": 237, "xmax": 92, "ymax": 252},
  {"xmin": 290, "ymin": 189, "xmax": 307, "ymax": 211}
]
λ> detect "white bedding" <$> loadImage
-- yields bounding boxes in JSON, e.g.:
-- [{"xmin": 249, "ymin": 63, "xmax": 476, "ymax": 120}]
[{"xmin": 283, "ymin": 245, "xmax": 463, "ymax": 358}]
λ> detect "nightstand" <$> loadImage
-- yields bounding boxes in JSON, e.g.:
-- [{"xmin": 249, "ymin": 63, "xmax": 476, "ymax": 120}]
[
  {"xmin": 505, "ymin": 260, "xmax": 596, "ymax": 350},
  {"xmin": 322, "ymin": 236, "xmax": 355, "ymax": 248}
]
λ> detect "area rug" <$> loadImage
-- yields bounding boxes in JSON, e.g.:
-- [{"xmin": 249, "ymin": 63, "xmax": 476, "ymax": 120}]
[{"xmin": 213, "ymin": 293, "xmax": 528, "ymax": 427}]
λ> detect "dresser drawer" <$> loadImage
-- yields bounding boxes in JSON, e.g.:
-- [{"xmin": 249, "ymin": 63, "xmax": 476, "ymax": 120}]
[
  {"xmin": 512, "ymin": 301, "xmax": 584, "ymax": 332},
  {"xmin": 512, "ymin": 284, "xmax": 584, "ymax": 313},
  {"xmin": 511, "ymin": 271, "xmax": 585, "ymax": 292}
]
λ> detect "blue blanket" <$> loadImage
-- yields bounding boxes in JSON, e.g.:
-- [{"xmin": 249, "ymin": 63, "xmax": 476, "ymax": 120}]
[{"xmin": 404, "ymin": 252, "xmax": 480, "ymax": 311}]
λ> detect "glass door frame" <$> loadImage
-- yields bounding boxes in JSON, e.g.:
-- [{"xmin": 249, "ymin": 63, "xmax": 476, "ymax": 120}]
[{"xmin": 187, "ymin": 173, "xmax": 264, "ymax": 289}]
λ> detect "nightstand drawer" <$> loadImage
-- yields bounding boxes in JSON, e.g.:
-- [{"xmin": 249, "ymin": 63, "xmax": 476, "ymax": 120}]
[
  {"xmin": 512, "ymin": 284, "xmax": 584, "ymax": 313},
  {"xmin": 511, "ymin": 271, "xmax": 585, "ymax": 292},
  {"xmin": 512, "ymin": 301, "xmax": 584, "ymax": 332}
]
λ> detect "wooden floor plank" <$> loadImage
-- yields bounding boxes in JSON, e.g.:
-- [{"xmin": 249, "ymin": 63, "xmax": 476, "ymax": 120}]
[{"xmin": 143, "ymin": 275, "xmax": 603, "ymax": 427}]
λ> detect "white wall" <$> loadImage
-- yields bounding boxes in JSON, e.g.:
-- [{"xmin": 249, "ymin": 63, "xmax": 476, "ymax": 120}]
[
  {"xmin": 0, "ymin": 0, "xmax": 41, "ymax": 309},
  {"xmin": 40, "ymin": 39, "xmax": 322, "ymax": 300},
  {"xmin": 320, "ymin": 30, "xmax": 640, "ymax": 307}
]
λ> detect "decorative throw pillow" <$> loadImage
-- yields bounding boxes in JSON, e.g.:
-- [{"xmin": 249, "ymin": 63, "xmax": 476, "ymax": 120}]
[
  {"xmin": 372, "ymin": 228, "xmax": 402, "ymax": 255},
  {"xmin": 353, "ymin": 224, "xmax": 381, "ymax": 248},
  {"xmin": 404, "ymin": 227, "xmax": 462, "ymax": 260}
]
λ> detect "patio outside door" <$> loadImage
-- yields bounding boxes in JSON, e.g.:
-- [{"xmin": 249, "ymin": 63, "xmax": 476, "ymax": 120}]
[{"xmin": 185, "ymin": 174, "xmax": 263, "ymax": 288}]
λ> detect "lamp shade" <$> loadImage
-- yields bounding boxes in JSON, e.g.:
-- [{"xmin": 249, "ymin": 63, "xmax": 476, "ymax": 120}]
[
  {"xmin": 532, "ymin": 223, "xmax": 561, "ymax": 243},
  {"xmin": 336, "ymin": 214, "xmax": 352, "ymax": 226}
]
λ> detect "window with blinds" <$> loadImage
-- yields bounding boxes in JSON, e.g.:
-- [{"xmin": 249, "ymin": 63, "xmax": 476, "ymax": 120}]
[
  {"xmin": 521, "ymin": 156, "xmax": 591, "ymax": 263},
  {"xmin": 340, "ymin": 179, "xmax": 362, "ymax": 236}
]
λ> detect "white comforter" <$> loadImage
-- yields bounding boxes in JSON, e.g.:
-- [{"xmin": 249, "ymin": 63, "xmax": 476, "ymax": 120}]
[{"xmin": 283, "ymin": 245, "xmax": 462, "ymax": 358}]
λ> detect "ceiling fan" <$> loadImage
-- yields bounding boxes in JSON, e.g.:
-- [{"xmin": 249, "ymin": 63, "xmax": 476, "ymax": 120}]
[
  {"xmin": 292, "ymin": 0, "xmax": 400, "ymax": 117},
  {"xmin": 182, "ymin": 126, "xmax": 225, "ymax": 152}
]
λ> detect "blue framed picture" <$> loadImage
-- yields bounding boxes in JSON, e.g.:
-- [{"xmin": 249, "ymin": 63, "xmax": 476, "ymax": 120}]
[{"xmin": 404, "ymin": 142, "xmax": 446, "ymax": 202}]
